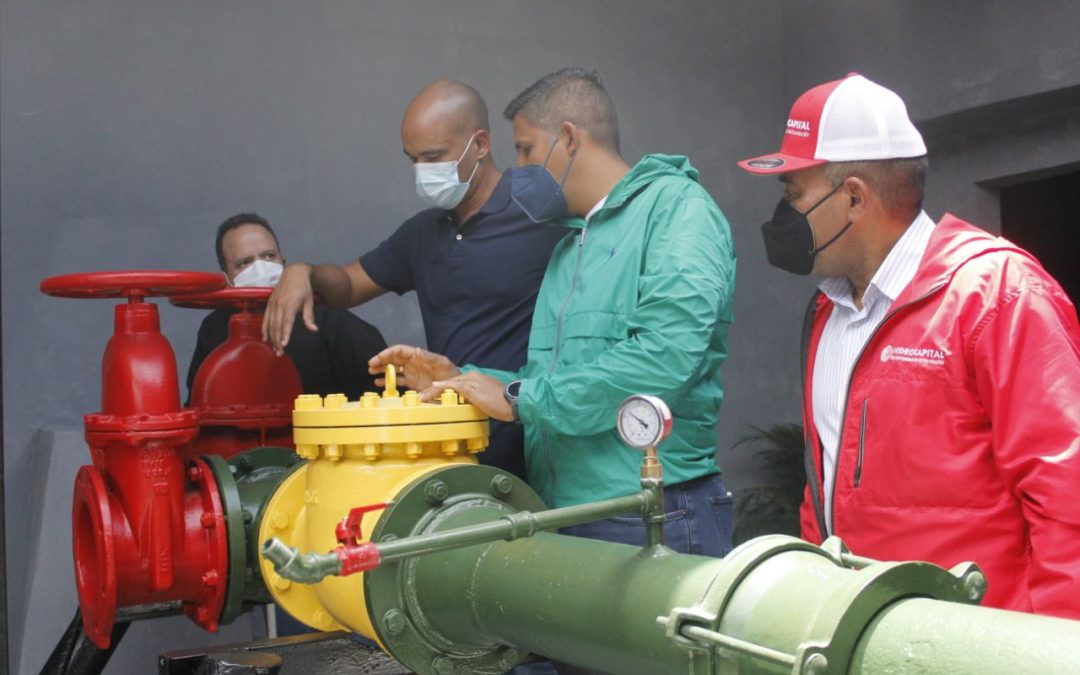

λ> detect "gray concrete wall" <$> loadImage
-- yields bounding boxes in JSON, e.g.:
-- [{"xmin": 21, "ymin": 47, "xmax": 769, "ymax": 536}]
[
  {"xmin": 1, "ymin": 2, "xmax": 788, "ymax": 673},
  {"xmin": 779, "ymin": 0, "xmax": 1080, "ymax": 227},
  {"xmin": 6, "ymin": 2, "xmax": 1078, "ymax": 673}
]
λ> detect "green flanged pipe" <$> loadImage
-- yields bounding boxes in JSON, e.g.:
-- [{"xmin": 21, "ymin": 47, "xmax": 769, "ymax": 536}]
[
  {"xmin": 359, "ymin": 465, "xmax": 1080, "ymax": 675},
  {"xmin": 204, "ymin": 446, "xmax": 304, "ymax": 621},
  {"xmin": 229, "ymin": 448, "xmax": 305, "ymax": 605},
  {"xmin": 364, "ymin": 464, "xmax": 729, "ymax": 673}
]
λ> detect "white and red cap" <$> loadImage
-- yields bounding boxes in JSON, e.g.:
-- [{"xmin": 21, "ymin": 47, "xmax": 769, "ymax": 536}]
[{"xmin": 738, "ymin": 73, "xmax": 926, "ymax": 174}]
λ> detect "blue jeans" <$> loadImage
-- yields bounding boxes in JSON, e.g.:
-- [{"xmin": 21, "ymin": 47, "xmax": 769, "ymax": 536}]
[{"xmin": 559, "ymin": 473, "xmax": 734, "ymax": 557}]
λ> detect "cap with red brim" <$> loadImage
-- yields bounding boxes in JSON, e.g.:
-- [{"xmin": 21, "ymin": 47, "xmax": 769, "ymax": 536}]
[{"xmin": 737, "ymin": 153, "xmax": 827, "ymax": 175}]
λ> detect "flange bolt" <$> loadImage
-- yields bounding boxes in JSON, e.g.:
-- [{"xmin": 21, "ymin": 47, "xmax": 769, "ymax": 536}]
[
  {"xmin": 490, "ymin": 475, "xmax": 514, "ymax": 498},
  {"xmin": 425, "ymin": 480, "xmax": 449, "ymax": 505}
]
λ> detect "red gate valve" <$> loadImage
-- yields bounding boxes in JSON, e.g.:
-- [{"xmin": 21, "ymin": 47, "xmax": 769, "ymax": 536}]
[
  {"xmin": 334, "ymin": 503, "xmax": 388, "ymax": 576},
  {"xmin": 40, "ymin": 271, "xmax": 229, "ymax": 648}
]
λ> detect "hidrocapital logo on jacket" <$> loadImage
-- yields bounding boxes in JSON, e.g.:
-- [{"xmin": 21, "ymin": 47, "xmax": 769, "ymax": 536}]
[{"xmin": 880, "ymin": 344, "xmax": 948, "ymax": 366}]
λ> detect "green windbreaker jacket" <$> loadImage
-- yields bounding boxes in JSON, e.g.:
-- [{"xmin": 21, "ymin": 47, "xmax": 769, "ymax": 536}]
[{"xmin": 466, "ymin": 154, "xmax": 736, "ymax": 507}]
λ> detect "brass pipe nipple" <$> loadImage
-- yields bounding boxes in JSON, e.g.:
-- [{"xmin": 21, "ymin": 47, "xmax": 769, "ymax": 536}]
[{"xmin": 641, "ymin": 447, "xmax": 664, "ymax": 482}]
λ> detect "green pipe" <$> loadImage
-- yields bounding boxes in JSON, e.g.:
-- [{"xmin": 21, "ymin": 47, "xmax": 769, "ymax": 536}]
[
  {"xmin": 851, "ymin": 598, "xmax": 1080, "ymax": 675},
  {"xmin": 642, "ymin": 476, "xmax": 665, "ymax": 548},
  {"xmin": 263, "ymin": 488, "xmax": 655, "ymax": 584},
  {"xmin": 411, "ymin": 530, "xmax": 723, "ymax": 674},
  {"xmin": 377, "ymin": 491, "xmax": 649, "ymax": 562},
  {"xmin": 405, "ymin": 531, "xmax": 1080, "ymax": 675},
  {"xmin": 367, "ymin": 464, "xmax": 1080, "ymax": 675}
]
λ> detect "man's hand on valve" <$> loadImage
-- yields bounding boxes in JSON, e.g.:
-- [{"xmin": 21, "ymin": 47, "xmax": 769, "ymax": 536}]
[
  {"xmin": 369, "ymin": 345, "xmax": 460, "ymax": 392},
  {"xmin": 429, "ymin": 371, "xmax": 514, "ymax": 422},
  {"xmin": 262, "ymin": 263, "xmax": 317, "ymax": 355},
  {"xmin": 369, "ymin": 345, "xmax": 514, "ymax": 421}
]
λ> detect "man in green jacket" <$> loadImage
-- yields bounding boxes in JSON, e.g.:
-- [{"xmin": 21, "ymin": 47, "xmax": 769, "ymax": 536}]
[{"xmin": 371, "ymin": 67, "xmax": 736, "ymax": 557}]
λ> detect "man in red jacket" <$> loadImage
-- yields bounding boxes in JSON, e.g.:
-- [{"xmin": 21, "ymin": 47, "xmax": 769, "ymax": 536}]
[{"xmin": 738, "ymin": 73, "xmax": 1080, "ymax": 619}]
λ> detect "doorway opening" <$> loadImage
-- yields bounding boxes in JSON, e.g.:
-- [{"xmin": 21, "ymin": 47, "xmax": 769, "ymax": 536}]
[{"xmin": 999, "ymin": 168, "xmax": 1080, "ymax": 309}]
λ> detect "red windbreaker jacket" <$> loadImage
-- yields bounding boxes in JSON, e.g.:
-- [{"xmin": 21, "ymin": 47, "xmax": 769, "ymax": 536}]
[{"xmin": 800, "ymin": 214, "xmax": 1080, "ymax": 619}]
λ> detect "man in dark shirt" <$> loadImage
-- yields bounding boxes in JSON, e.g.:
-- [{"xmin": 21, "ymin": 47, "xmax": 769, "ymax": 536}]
[
  {"xmin": 263, "ymin": 80, "xmax": 564, "ymax": 480},
  {"xmin": 186, "ymin": 213, "xmax": 387, "ymax": 402}
]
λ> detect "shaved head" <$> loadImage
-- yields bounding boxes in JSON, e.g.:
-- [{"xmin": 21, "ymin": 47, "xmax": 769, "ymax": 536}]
[
  {"xmin": 403, "ymin": 79, "xmax": 489, "ymax": 138},
  {"xmin": 399, "ymin": 79, "xmax": 499, "ymax": 213}
]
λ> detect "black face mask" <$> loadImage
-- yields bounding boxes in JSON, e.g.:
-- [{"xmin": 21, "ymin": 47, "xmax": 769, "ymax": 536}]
[{"xmin": 761, "ymin": 182, "xmax": 853, "ymax": 275}]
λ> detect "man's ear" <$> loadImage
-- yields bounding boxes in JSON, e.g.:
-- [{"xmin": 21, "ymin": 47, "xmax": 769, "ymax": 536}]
[
  {"xmin": 844, "ymin": 177, "xmax": 871, "ymax": 219},
  {"xmin": 562, "ymin": 121, "xmax": 580, "ymax": 156},
  {"xmin": 474, "ymin": 129, "xmax": 492, "ymax": 161}
]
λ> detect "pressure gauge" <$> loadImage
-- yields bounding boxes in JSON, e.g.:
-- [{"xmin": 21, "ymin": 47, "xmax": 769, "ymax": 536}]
[{"xmin": 616, "ymin": 395, "xmax": 673, "ymax": 450}]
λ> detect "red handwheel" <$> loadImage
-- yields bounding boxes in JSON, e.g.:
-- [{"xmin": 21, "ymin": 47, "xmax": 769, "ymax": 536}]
[
  {"xmin": 170, "ymin": 287, "xmax": 273, "ymax": 313},
  {"xmin": 40, "ymin": 270, "xmax": 226, "ymax": 302}
]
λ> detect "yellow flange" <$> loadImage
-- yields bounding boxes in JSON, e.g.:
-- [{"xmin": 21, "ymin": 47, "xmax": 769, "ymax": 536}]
[{"xmin": 257, "ymin": 466, "xmax": 346, "ymax": 633}]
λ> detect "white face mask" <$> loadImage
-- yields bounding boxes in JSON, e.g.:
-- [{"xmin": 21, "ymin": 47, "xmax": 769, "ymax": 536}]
[
  {"xmin": 232, "ymin": 259, "xmax": 283, "ymax": 287},
  {"xmin": 414, "ymin": 132, "xmax": 480, "ymax": 209}
]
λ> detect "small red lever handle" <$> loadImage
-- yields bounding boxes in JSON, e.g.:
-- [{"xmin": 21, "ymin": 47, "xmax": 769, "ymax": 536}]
[
  {"xmin": 335, "ymin": 502, "xmax": 389, "ymax": 546},
  {"xmin": 332, "ymin": 502, "xmax": 388, "ymax": 576}
]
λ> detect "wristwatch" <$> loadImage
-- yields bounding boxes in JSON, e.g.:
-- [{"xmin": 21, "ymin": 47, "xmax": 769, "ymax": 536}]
[{"xmin": 503, "ymin": 380, "xmax": 522, "ymax": 422}]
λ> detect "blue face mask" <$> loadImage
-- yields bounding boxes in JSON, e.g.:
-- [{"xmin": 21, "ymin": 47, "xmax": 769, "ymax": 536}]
[{"xmin": 510, "ymin": 136, "xmax": 576, "ymax": 223}]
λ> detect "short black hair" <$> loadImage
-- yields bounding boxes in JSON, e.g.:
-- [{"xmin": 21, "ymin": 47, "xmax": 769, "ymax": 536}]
[
  {"xmin": 503, "ymin": 67, "xmax": 620, "ymax": 154},
  {"xmin": 824, "ymin": 157, "xmax": 929, "ymax": 221},
  {"xmin": 215, "ymin": 212, "xmax": 278, "ymax": 270}
]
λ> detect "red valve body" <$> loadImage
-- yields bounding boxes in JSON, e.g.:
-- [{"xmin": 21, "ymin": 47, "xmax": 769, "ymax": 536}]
[
  {"xmin": 189, "ymin": 310, "xmax": 301, "ymax": 458},
  {"xmin": 75, "ymin": 299, "xmax": 230, "ymax": 647}
]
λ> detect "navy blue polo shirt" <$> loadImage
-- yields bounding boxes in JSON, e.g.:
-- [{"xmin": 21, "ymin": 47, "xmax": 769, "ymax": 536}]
[
  {"xmin": 359, "ymin": 169, "xmax": 566, "ymax": 478},
  {"xmin": 360, "ymin": 169, "xmax": 565, "ymax": 369}
]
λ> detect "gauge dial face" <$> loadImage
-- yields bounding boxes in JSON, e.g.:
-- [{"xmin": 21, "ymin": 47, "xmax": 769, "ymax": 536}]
[{"xmin": 616, "ymin": 395, "xmax": 672, "ymax": 450}]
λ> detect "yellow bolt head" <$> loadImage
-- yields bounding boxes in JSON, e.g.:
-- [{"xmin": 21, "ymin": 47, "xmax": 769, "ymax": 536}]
[
  {"xmin": 324, "ymin": 394, "xmax": 348, "ymax": 409},
  {"xmin": 294, "ymin": 394, "xmax": 324, "ymax": 411}
]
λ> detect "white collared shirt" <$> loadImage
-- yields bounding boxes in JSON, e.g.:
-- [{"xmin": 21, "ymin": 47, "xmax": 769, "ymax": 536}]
[
  {"xmin": 585, "ymin": 195, "xmax": 609, "ymax": 222},
  {"xmin": 813, "ymin": 210, "xmax": 936, "ymax": 532}
]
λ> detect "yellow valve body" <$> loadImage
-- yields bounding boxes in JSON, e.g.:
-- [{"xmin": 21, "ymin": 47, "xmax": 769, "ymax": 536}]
[{"xmin": 258, "ymin": 384, "xmax": 489, "ymax": 640}]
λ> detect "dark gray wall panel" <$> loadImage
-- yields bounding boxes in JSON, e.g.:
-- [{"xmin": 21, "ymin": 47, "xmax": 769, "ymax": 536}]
[
  {"xmin": 781, "ymin": 0, "xmax": 1080, "ymax": 121},
  {"xmin": 2, "ymin": 2, "xmax": 787, "ymax": 672}
]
